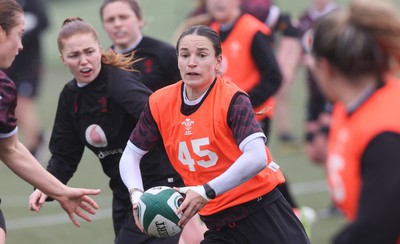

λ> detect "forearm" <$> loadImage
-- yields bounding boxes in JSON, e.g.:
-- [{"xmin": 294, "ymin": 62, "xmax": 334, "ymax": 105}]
[
  {"xmin": 119, "ymin": 141, "xmax": 147, "ymax": 192},
  {"xmin": 0, "ymin": 135, "xmax": 68, "ymax": 198},
  {"xmin": 208, "ymin": 137, "xmax": 267, "ymax": 195}
]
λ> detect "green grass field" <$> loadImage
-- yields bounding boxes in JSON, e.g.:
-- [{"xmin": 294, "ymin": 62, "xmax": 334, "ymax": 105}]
[{"xmin": 1, "ymin": 0, "xmax": 398, "ymax": 243}]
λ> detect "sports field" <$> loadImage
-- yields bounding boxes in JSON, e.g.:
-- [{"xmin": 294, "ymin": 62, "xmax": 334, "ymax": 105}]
[{"xmin": 0, "ymin": 0, "xmax": 397, "ymax": 243}]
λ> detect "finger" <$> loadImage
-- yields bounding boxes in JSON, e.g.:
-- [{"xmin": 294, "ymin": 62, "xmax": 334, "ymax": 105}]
[
  {"xmin": 29, "ymin": 203, "xmax": 40, "ymax": 212},
  {"xmin": 75, "ymin": 207, "xmax": 92, "ymax": 223},
  {"xmin": 80, "ymin": 189, "xmax": 101, "ymax": 197},
  {"xmin": 39, "ymin": 193, "xmax": 47, "ymax": 205},
  {"xmin": 81, "ymin": 195, "xmax": 99, "ymax": 211},
  {"xmin": 68, "ymin": 212, "xmax": 80, "ymax": 228},
  {"xmin": 176, "ymin": 198, "xmax": 189, "ymax": 214},
  {"xmin": 133, "ymin": 206, "xmax": 144, "ymax": 233},
  {"xmin": 79, "ymin": 201, "xmax": 97, "ymax": 215}
]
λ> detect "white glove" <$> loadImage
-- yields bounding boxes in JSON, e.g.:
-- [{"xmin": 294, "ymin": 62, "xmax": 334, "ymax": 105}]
[
  {"xmin": 178, "ymin": 185, "xmax": 210, "ymax": 201},
  {"xmin": 129, "ymin": 188, "xmax": 143, "ymax": 205}
]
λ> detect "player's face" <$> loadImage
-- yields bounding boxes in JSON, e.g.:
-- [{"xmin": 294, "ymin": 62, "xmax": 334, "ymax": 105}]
[
  {"xmin": 60, "ymin": 33, "xmax": 102, "ymax": 84},
  {"xmin": 0, "ymin": 12, "xmax": 24, "ymax": 69},
  {"xmin": 312, "ymin": 0, "xmax": 332, "ymax": 11},
  {"xmin": 206, "ymin": 0, "xmax": 241, "ymax": 24},
  {"xmin": 101, "ymin": 1, "xmax": 143, "ymax": 50},
  {"xmin": 178, "ymin": 34, "xmax": 222, "ymax": 99}
]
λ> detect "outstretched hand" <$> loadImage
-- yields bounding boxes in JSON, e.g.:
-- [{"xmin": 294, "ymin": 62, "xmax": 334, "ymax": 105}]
[{"xmin": 52, "ymin": 187, "xmax": 101, "ymax": 227}]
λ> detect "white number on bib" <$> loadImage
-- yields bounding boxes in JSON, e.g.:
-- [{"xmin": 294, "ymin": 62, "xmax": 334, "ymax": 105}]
[
  {"xmin": 178, "ymin": 138, "xmax": 218, "ymax": 171},
  {"xmin": 327, "ymin": 154, "xmax": 346, "ymax": 203}
]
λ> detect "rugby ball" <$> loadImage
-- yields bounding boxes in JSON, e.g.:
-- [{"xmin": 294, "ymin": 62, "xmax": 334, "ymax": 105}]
[{"xmin": 137, "ymin": 186, "xmax": 184, "ymax": 238}]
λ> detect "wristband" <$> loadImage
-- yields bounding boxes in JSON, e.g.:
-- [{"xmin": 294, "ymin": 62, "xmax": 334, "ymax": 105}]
[
  {"xmin": 129, "ymin": 188, "xmax": 143, "ymax": 205},
  {"xmin": 203, "ymin": 183, "xmax": 216, "ymax": 199}
]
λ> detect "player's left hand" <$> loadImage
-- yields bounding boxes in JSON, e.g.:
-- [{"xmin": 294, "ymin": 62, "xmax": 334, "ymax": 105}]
[{"xmin": 174, "ymin": 186, "xmax": 208, "ymax": 227}]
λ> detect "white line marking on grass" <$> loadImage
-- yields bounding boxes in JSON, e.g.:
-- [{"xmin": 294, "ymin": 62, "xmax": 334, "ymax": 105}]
[
  {"xmin": 290, "ymin": 180, "xmax": 330, "ymax": 195},
  {"xmin": 2, "ymin": 180, "xmax": 330, "ymax": 230},
  {"xmin": 6, "ymin": 207, "xmax": 112, "ymax": 230}
]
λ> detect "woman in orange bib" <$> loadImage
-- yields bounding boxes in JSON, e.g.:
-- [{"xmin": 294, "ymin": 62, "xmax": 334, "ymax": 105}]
[
  {"xmin": 119, "ymin": 25, "xmax": 310, "ymax": 243},
  {"xmin": 312, "ymin": 0, "xmax": 400, "ymax": 243}
]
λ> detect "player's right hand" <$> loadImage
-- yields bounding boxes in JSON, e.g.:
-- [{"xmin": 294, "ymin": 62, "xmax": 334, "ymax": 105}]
[
  {"xmin": 129, "ymin": 188, "xmax": 145, "ymax": 232},
  {"xmin": 29, "ymin": 189, "xmax": 48, "ymax": 212}
]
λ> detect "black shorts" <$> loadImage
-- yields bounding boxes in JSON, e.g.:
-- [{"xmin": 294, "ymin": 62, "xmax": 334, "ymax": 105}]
[{"xmin": 200, "ymin": 189, "xmax": 310, "ymax": 244}]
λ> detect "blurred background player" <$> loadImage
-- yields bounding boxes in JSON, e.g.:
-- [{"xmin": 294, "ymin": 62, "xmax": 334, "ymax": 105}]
[
  {"xmin": 4, "ymin": 0, "xmax": 49, "ymax": 158},
  {"xmin": 312, "ymin": 0, "xmax": 400, "ymax": 242},
  {"xmin": 119, "ymin": 24, "xmax": 310, "ymax": 244},
  {"xmin": 206, "ymin": 0, "xmax": 281, "ymax": 142},
  {"xmin": 99, "ymin": 0, "xmax": 207, "ymax": 242},
  {"xmin": 296, "ymin": 0, "xmax": 342, "ymax": 218},
  {"xmin": 241, "ymin": 0, "xmax": 302, "ymax": 144}
]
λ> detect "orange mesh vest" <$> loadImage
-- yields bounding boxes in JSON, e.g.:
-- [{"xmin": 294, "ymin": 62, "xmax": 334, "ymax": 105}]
[
  {"xmin": 149, "ymin": 77, "xmax": 285, "ymax": 216},
  {"xmin": 210, "ymin": 14, "xmax": 274, "ymax": 121},
  {"xmin": 327, "ymin": 77, "xmax": 400, "ymax": 222}
]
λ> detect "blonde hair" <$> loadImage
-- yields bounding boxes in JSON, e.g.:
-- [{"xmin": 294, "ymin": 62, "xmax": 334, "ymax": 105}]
[
  {"xmin": 313, "ymin": 0, "xmax": 400, "ymax": 79},
  {"xmin": 58, "ymin": 17, "xmax": 138, "ymax": 72}
]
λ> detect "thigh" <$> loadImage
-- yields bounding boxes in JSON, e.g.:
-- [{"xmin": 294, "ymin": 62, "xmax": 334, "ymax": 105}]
[{"xmin": 115, "ymin": 213, "xmax": 181, "ymax": 244}]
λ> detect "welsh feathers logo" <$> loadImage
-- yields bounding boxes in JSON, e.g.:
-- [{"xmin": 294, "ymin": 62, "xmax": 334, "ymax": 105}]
[
  {"xmin": 181, "ymin": 118, "xmax": 194, "ymax": 136},
  {"xmin": 85, "ymin": 124, "xmax": 108, "ymax": 147}
]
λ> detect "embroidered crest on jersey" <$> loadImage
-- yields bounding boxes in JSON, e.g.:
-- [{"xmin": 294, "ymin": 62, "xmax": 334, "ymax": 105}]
[
  {"xmin": 85, "ymin": 124, "xmax": 108, "ymax": 147},
  {"xmin": 181, "ymin": 118, "xmax": 194, "ymax": 136},
  {"xmin": 144, "ymin": 59, "xmax": 154, "ymax": 74},
  {"xmin": 98, "ymin": 96, "xmax": 108, "ymax": 112}
]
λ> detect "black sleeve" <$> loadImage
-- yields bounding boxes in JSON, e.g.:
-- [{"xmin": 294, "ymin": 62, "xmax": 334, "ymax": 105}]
[
  {"xmin": 333, "ymin": 132, "xmax": 400, "ymax": 244},
  {"xmin": 47, "ymin": 88, "xmax": 85, "ymax": 184},
  {"xmin": 107, "ymin": 70, "xmax": 152, "ymax": 119},
  {"xmin": 248, "ymin": 31, "xmax": 282, "ymax": 107},
  {"xmin": 228, "ymin": 93, "xmax": 265, "ymax": 146}
]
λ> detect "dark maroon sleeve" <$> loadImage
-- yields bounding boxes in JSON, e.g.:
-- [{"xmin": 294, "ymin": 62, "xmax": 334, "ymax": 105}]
[
  {"xmin": 129, "ymin": 103, "xmax": 161, "ymax": 151},
  {"xmin": 0, "ymin": 71, "xmax": 17, "ymax": 135},
  {"xmin": 228, "ymin": 93, "xmax": 265, "ymax": 146}
]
